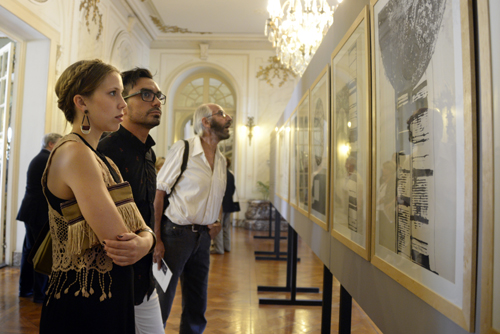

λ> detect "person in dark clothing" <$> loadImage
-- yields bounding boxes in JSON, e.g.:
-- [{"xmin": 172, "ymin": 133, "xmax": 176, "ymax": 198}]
[
  {"xmin": 17, "ymin": 132, "xmax": 61, "ymax": 303},
  {"xmin": 98, "ymin": 67, "xmax": 164, "ymax": 333},
  {"xmin": 211, "ymin": 156, "xmax": 240, "ymax": 254}
]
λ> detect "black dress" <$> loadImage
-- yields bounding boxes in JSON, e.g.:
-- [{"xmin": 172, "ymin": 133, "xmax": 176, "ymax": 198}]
[{"xmin": 39, "ymin": 260, "xmax": 135, "ymax": 334}]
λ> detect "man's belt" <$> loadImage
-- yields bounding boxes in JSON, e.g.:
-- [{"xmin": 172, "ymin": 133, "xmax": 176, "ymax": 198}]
[{"xmin": 172, "ymin": 223, "xmax": 209, "ymax": 232}]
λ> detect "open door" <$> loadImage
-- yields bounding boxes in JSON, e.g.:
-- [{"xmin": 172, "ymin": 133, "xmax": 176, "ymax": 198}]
[{"xmin": 0, "ymin": 42, "xmax": 14, "ymax": 266}]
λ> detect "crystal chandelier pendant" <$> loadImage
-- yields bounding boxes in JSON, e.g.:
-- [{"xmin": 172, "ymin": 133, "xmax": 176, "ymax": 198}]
[{"xmin": 264, "ymin": 0, "xmax": 339, "ymax": 76}]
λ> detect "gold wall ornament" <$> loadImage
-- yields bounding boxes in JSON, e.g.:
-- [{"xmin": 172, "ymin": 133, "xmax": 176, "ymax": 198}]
[
  {"xmin": 246, "ymin": 116, "xmax": 255, "ymax": 146},
  {"xmin": 150, "ymin": 16, "xmax": 211, "ymax": 34},
  {"xmin": 256, "ymin": 56, "xmax": 296, "ymax": 88},
  {"xmin": 80, "ymin": 0, "xmax": 103, "ymax": 41}
]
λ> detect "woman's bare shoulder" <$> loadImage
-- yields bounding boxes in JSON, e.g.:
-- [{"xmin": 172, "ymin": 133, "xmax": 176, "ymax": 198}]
[
  {"xmin": 49, "ymin": 140, "xmax": 104, "ymax": 187},
  {"xmin": 51, "ymin": 141, "xmax": 94, "ymax": 167}
]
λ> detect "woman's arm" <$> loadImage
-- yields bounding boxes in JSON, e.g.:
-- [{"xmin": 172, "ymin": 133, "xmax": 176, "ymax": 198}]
[{"xmin": 47, "ymin": 141, "xmax": 153, "ymax": 265}]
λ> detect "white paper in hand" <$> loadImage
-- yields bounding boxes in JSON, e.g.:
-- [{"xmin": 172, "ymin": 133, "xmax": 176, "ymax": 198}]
[{"xmin": 152, "ymin": 259, "xmax": 172, "ymax": 293}]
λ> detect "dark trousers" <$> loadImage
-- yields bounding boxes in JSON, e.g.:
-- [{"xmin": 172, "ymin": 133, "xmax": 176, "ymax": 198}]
[
  {"xmin": 159, "ymin": 218, "xmax": 211, "ymax": 334},
  {"xmin": 19, "ymin": 221, "xmax": 48, "ymax": 301}
]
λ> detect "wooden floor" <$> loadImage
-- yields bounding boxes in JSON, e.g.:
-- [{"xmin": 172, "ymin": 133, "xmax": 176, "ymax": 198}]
[{"xmin": 0, "ymin": 226, "xmax": 382, "ymax": 333}]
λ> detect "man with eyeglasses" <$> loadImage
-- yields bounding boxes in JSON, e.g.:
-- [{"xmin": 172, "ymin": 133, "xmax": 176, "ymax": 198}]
[
  {"xmin": 154, "ymin": 103, "xmax": 232, "ymax": 333},
  {"xmin": 98, "ymin": 67, "xmax": 164, "ymax": 334}
]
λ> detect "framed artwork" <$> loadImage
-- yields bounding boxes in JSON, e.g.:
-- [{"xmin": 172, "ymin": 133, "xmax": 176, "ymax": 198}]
[
  {"xmin": 274, "ymin": 126, "xmax": 281, "ymax": 198},
  {"xmin": 297, "ymin": 91, "xmax": 310, "ymax": 216},
  {"xmin": 370, "ymin": 0, "xmax": 476, "ymax": 330},
  {"xmin": 309, "ymin": 65, "xmax": 330, "ymax": 230},
  {"xmin": 290, "ymin": 111, "xmax": 298, "ymax": 208},
  {"xmin": 277, "ymin": 123, "xmax": 290, "ymax": 201},
  {"xmin": 271, "ymin": 128, "xmax": 279, "ymax": 197},
  {"xmin": 478, "ymin": 0, "xmax": 500, "ymax": 333},
  {"xmin": 331, "ymin": 6, "xmax": 371, "ymax": 260}
]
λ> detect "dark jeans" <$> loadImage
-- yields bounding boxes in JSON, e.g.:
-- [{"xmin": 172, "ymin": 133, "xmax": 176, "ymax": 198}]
[
  {"xmin": 19, "ymin": 221, "xmax": 48, "ymax": 301},
  {"xmin": 159, "ymin": 217, "xmax": 211, "ymax": 334}
]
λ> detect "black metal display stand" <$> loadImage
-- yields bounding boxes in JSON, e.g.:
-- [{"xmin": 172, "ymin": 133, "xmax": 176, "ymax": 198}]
[
  {"xmin": 321, "ymin": 266, "xmax": 333, "ymax": 333},
  {"xmin": 338, "ymin": 285, "xmax": 352, "ymax": 334},
  {"xmin": 253, "ymin": 202, "xmax": 286, "ymax": 240},
  {"xmin": 258, "ymin": 225, "xmax": 321, "ymax": 305},
  {"xmin": 254, "ymin": 209, "xmax": 288, "ymax": 261}
]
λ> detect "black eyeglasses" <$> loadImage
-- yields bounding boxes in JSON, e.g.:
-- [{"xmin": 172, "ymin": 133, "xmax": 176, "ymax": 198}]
[
  {"xmin": 206, "ymin": 110, "xmax": 228, "ymax": 119},
  {"xmin": 123, "ymin": 89, "xmax": 166, "ymax": 105}
]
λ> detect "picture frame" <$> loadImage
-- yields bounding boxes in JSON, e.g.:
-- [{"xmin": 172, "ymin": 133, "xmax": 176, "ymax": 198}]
[
  {"xmin": 297, "ymin": 91, "xmax": 310, "ymax": 216},
  {"xmin": 478, "ymin": 0, "xmax": 500, "ymax": 333},
  {"xmin": 370, "ymin": 0, "xmax": 476, "ymax": 331},
  {"xmin": 290, "ymin": 111, "xmax": 299, "ymax": 208},
  {"xmin": 309, "ymin": 65, "xmax": 330, "ymax": 230},
  {"xmin": 277, "ymin": 123, "xmax": 290, "ymax": 201},
  {"xmin": 274, "ymin": 126, "xmax": 281, "ymax": 199},
  {"xmin": 330, "ymin": 6, "xmax": 371, "ymax": 260}
]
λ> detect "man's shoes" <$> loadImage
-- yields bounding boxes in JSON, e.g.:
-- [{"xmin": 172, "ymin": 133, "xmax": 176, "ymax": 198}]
[{"xmin": 210, "ymin": 249, "xmax": 223, "ymax": 255}]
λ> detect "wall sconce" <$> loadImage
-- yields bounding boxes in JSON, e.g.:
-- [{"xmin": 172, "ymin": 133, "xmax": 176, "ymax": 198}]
[{"xmin": 246, "ymin": 116, "xmax": 255, "ymax": 146}]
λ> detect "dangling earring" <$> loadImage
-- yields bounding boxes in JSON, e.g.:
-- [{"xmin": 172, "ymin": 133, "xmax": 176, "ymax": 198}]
[{"xmin": 81, "ymin": 110, "xmax": 91, "ymax": 134}]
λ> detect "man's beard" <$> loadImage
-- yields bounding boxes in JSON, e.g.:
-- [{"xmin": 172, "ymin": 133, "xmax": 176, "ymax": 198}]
[
  {"xmin": 130, "ymin": 108, "xmax": 161, "ymax": 129},
  {"xmin": 211, "ymin": 119, "xmax": 230, "ymax": 140}
]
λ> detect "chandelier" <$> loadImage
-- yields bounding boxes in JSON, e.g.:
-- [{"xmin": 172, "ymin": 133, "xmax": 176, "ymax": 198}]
[{"xmin": 265, "ymin": 0, "xmax": 338, "ymax": 76}]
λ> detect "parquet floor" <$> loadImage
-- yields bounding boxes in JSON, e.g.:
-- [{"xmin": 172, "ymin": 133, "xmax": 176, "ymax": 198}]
[{"xmin": 0, "ymin": 226, "xmax": 382, "ymax": 333}]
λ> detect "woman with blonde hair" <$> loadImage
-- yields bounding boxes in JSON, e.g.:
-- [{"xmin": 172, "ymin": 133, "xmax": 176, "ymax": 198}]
[{"xmin": 39, "ymin": 59, "xmax": 156, "ymax": 333}]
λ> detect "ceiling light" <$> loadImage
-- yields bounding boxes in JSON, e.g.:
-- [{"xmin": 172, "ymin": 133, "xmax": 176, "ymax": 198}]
[{"xmin": 265, "ymin": 0, "xmax": 340, "ymax": 76}]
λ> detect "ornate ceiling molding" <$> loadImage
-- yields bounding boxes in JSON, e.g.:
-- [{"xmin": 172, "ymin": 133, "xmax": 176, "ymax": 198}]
[
  {"xmin": 150, "ymin": 16, "xmax": 211, "ymax": 35},
  {"xmin": 80, "ymin": 0, "xmax": 103, "ymax": 40},
  {"xmin": 256, "ymin": 56, "xmax": 296, "ymax": 87}
]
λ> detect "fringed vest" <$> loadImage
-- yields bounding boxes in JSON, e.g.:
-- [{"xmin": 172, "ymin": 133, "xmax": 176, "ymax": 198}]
[{"xmin": 42, "ymin": 134, "xmax": 145, "ymax": 304}]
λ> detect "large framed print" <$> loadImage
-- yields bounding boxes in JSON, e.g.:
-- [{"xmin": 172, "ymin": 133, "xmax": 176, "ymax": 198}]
[
  {"xmin": 277, "ymin": 123, "xmax": 290, "ymax": 201},
  {"xmin": 478, "ymin": 0, "xmax": 500, "ymax": 333},
  {"xmin": 297, "ymin": 92, "xmax": 310, "ymax": 216},
  {"xmin": 290, "ymin": 112, "xmax": 298, "ymax": 208},
  {"xmin": 370, "ymin": 0, "xmax": 476, "ymax": 330},
  {"xmin": 331, "ymin": 6, "xmax": 371, "ymax": 260},
  {"xmin": 309, "ymin": 65, "xmax": 330, "ymax": 230}
]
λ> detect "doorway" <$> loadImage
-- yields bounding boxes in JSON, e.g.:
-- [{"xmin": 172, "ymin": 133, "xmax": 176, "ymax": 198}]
[
  {"xmin": 0, "ymin": 36, "xmax": 15, "ymax": 267},
  {"xmin": 0, "ymin": 4, "xmax": 55, "ymax": 266}
]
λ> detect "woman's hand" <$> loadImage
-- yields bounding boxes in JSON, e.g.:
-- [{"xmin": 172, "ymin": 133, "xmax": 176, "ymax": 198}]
[
  {"xmin": 102, "ymin": 232, "xmax": 151, "ymax": 266},
  {"xmin": 153, "ymin": 240, "xmax": 165, "ymax": 271}
]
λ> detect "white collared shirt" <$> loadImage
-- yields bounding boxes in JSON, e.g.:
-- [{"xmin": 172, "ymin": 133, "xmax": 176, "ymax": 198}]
[{"xmin": 157, "ymin": 136, "xmax": 227, "ymax": 225}]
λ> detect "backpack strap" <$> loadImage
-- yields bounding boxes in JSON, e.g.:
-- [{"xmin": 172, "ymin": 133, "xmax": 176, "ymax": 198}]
[{"xmin": 166, "ymin": 139, "xmax": 189, "ymax": 199}]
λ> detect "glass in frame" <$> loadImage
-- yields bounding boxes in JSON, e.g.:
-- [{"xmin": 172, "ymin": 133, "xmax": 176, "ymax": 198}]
[
  {"xmin": 278, "ymin": 122, "xmax": 290, "ymax": 201},
  {"xmin": 297, "ymin": 92, "xmax": 310, "ymax": 216},
  {"xmin": 290, "ymin": 112, "xmax": 298, "ymax": 207},
  {"xmin": 331, "ymin": 6, "xmax": 371, "ymax": 260},
  {"xmin": 309, "ymin": 65, "xmax": 330, "ymax": 230},
  {"xmin": 370, "ymin": 0, "xmax": 477, "ymax": 330}
]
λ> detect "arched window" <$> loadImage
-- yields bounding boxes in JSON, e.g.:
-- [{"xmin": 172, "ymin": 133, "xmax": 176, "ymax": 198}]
[{"xmin": 173, "ymin": 73, "xmax": 236, "ymax": 160}]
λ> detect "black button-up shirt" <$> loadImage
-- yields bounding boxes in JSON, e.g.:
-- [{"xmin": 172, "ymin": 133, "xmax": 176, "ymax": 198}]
[{"xmin": 98, "ymin": 125, "xmax": 157, "ymax": 304}]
